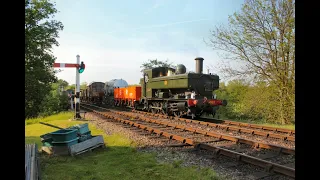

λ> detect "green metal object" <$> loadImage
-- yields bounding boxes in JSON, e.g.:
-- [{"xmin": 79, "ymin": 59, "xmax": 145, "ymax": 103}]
[
  {"xmin": 68, "ymin": 123, "xmax": 90, "ymax": 135},
  {"xmin": 40, "ymin": 133, "xmax": 53, "ymax": 146},
  {"xmin": 78, "ymin": 131, "xmax": 92, "ymax": 142},
  {"xmin": 43, "ymin": 142, "xmax": 53, "ymax": 147},
  {"xmin": 141, "ymin": 67, "xmax": 220, "ymax": 99},
  {"xmin": 78, "ymin": 61, "xmax": 85, "ymax": 73},
  {"xmin": 52, "ymin": 138, "xmax": 79, "ymax": 147},
  {"xmin": 50, "ymin": 129, "xmax": 78, "ymax": 142},
  {"xmin": 137, "ymin": 59, "xmax": 227, "ymax": 119}
]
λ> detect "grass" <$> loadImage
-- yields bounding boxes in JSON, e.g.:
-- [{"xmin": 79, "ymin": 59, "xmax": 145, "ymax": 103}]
[
  {"xmin": 25, "ymin": 111, "xmax": 74, "ymax": 125},
  {"xmin": 203, "ymin": 114, "xmax": 295, "ymax": 130},
  {"xmin": 25, "ymin": 112, "xmax": 222, "ymax": 180}
]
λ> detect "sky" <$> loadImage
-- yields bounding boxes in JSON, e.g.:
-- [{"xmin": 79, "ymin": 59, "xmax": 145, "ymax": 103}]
[{"xmin": 52, "ymin": 0, "xmax": 245, "ymax": 85}]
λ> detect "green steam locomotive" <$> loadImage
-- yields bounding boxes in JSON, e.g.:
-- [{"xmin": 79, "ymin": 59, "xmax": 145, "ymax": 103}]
[{"xmin": 135, "ymin": 57, "xmax": 227, "ymax": 119}]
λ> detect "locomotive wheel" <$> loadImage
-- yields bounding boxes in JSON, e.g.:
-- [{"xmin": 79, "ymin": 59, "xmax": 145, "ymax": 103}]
[
  {"xmin": 148, "ymin": 104, "xmax": 152, "ymax": 112},
  {"xmin": 151, "ymin": 108, "xmax": 157, "ymax": 114},
  {"xmin": 160, "ymin": 109, "xmax": 167, "ymax": 115}
]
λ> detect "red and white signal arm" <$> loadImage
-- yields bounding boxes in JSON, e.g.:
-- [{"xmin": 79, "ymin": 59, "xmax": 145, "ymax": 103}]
[{"xmin": 53, "ymin": 63, "xmax": 79, "ymax": 68}]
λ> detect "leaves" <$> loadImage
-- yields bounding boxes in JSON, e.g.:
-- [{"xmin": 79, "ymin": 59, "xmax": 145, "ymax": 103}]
[
  {"xmin": 206, "ymin": 0, "xmax": 295, "ymax": 124},
  {"xmin": 25, "ymin": 0, "xmax": 64, "ymax": 118},
  {"xmin": 39, "ymin": 80, "xmax": 70, "ymax": 117},
  {"xmin": 140, "ymin": 59, "xmax": 175, "ymax": 72}
]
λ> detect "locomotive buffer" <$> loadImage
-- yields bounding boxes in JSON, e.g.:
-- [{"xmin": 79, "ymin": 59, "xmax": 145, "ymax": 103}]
[{"xmin": 53, "ymin": 55, "xmax": 85, "ymax": 119}]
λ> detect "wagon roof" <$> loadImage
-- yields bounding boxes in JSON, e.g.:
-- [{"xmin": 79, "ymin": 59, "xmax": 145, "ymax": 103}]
[{"xmin": 88, "ymin": 81, "xmax": 105, "ymax": 86}]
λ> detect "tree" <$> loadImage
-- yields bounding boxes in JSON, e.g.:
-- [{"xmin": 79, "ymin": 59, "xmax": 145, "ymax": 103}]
[
  {"xmin": 140, "ymin": 59, "xmax": 175, "ymax": 72},
  {"xmin": 25, "ymin": 0, "xmax": 64, "ymax": 118},
  {"xmin": 206, "ymin": 0, "xmax": 295, "ymax": 124},
  {"xmin": 81, "ymin": 82, "xmax": 88, "ymax": 89},
  {"xmin": 52, "ymin": 79, "xmax": 69, "ymax": 92},
  {"xmin": 39, "ymin": 79, "xmax": 70, "ymax": 116}
]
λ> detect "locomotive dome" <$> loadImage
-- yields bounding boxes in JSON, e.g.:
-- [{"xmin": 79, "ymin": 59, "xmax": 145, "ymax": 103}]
[{"xmin": 176, "ymin": 64, "xmax": 186, "ymax": 74}]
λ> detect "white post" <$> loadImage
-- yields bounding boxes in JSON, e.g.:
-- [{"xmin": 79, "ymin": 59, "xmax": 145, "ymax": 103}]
[
  {"xmin": 70, "ymin": 97, "xmax": 74, "ymax": 110},
  {"xmin": 74, "ymin": 55, "xmax": 81, "ymax": 119}
]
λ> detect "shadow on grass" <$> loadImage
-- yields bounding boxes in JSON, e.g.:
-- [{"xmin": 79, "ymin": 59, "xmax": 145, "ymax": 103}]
[
  {"xmin": 73, "ymin": 119, "xmax": 91, "ymax": 122},
  {"xmin": 25, "ymin": 137, "xmax": 221, "ymax": 180}
]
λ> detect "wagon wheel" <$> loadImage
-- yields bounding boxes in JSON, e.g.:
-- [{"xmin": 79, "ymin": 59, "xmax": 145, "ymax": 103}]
[
  {"xmin": 173, "ymin": 111, "xmax": 182, "ymax": 117},
  {"xmin": 134, "ymin": 102, "xmax": 138, "ymax": 110}
]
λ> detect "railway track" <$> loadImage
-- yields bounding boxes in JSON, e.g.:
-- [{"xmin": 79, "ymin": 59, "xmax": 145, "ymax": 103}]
[
  {"xmin": 81, "ymin": 103, "xmax": 295, "ymax": 179},
  {"xmin": 84, "ymin": 102, "xmax": 295, "ymax": 144},
  {"xmin": 132, "ymin": 110, "xmax": 295, "ymax": 145}
]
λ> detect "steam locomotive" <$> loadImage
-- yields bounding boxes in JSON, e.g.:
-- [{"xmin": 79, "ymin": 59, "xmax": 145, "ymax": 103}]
[{"xmin": 80, "ymin": 57, "xmax": 227, "ymax": 119}]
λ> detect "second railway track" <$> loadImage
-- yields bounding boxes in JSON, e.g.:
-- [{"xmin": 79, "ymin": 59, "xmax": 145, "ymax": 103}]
[{"xmin": 81, "ymin": 103, "xmax": 295, "ymax": 179}]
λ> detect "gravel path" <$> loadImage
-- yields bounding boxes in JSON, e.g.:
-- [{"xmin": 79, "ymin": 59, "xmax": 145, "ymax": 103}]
[{"xmin": 85, "ymin": 112, "xmax": 294, "ymax": 180}]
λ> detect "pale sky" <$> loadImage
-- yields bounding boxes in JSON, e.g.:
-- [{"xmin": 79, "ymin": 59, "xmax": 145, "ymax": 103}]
[{"xmin": 52, "ymin": 0, "xmax": 244, "ymax": 85}]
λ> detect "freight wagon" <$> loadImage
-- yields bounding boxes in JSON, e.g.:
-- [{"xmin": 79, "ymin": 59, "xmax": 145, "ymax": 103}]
[
  {"xmin": 103, "ymin": 79, "xmax": 128, "ymax": 106},
  {"xmin": 86, "ymin": 82, "xmax": 105, "ymax": 103},
  {"xmin": 114, "ymin": 86, "xmax": 141, "ymax": 107}
]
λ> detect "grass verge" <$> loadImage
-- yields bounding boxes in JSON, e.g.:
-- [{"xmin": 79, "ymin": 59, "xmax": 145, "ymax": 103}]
[
  {"xmin": 25, "ymin": 112, "xmax": 222, "ymax": 180},
  {"xmin": 203, "ymin": 114, "xmax": 295, "ymax": 130}
]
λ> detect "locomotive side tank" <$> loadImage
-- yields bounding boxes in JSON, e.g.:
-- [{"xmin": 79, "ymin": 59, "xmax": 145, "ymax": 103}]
[{"xmin": 138, "ymin": 57, "xmax": 227, "ymax": 119}]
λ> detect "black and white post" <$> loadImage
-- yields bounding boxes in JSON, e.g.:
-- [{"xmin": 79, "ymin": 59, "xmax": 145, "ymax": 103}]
[{"xmin": 74, "ymin": 54, "xmax": 81, "ymax": 119}]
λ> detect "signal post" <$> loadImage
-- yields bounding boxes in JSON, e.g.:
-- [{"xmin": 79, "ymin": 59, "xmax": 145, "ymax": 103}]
[{"xmin": 53, "ymin": 55, "xmax": 85, "ymax": 119}]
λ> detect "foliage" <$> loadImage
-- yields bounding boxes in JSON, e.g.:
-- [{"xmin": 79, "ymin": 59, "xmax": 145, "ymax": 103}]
[
  {"xmin": 207, "ymin": 0, "xmax": 295, "ymax": 124},
  {"xmin": 215, "ymin": 80, "xmax": 294, "ymax": 125},
  {"xmin": 81, "ymin": 82, "xmax": 88, "ymax": 89},
  {"xmin": 140, "ymin": 59, "xmax": 176, "ymax": 72},
  {"xmin": 214, "ymin": 80, "xmax": 250, "ymax": 120},
  {"xmin": 67, "ymin": 82, "xmax": 88, "ymax": 92},
  {"xmin": 38, "ymin": 79, "xmax": 70, "ymax": 117},
  {"xmin": 25, "ymin": 0, "xmax": 64, "ymax": 119}
]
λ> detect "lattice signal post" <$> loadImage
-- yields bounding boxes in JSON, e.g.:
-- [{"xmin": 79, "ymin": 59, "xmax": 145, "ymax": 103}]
[{"xmin": 53, "ymin": 55, "xmax": 85, "ymax": 119}]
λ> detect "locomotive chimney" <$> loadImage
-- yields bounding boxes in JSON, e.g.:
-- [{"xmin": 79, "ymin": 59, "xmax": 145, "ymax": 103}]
[{"xmin": 195, "ymin": 57, "xmax": 204, "ymax": 74}]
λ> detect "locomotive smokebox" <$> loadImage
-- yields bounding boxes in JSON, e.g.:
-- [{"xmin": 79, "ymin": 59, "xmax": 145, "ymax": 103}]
[{"xmin": 195, "ymin": 57, "xmax": 204, "ymax": 74}]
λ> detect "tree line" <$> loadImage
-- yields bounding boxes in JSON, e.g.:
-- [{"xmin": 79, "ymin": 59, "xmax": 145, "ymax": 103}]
[{"xmin": 206, "ymin": 0, "xmax": 295, "ymax": 124}]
